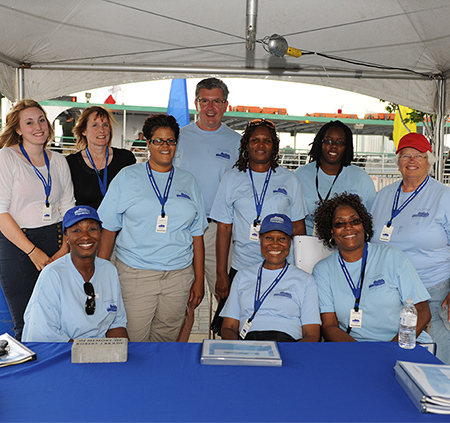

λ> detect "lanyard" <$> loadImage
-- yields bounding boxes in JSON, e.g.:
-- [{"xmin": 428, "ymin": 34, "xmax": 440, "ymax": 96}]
[
  {"xmin": 315, "ymin": 165, "xmax": 343, "ymax": 203},
  {"xmin": 85, "ymin": 147, "xmax": 109, "ymax": 196},
  {"xmin": 338, "ymin": 243, "xmax": 368, "ymax": 312},
  {"xmin": 249, "ymin": 261, "xmax": 289, "ymax": 322},
  {"xmin": 19, "ymin": 143, "xmax": 52, "ymax": 207},
  {"xmin": 387, "ymin": 175, "xmax": 429, "ymax": 227},
  {"xmin": 146, "ymin": 162, "xmax": 174, "ymax": 217},
  {"xmin": 248, "ymin": 167, "xmax": 272, "ymax": 226}
]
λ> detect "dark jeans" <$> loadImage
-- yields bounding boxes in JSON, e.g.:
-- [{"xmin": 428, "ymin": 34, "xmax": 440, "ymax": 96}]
[{"xmin": 0, "ymin": 222, "xmax": 62, "ymax": 340}]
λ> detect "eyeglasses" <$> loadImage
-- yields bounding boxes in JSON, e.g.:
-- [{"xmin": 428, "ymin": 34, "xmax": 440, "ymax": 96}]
[
  {"xmin": 399, "ymin": 153, "xmax": 427, "ymax": 161},
  {"xmin": 332, "ymin": 218, "xmax": 362, "ymax": 229},
  {"xmin": 247, "ymin": 119, "xmax": 276, "ymax": 130},
  {"xmin": 150, "ymin": 138, "xmax": 178, "ymax": 146},
  {"xmin": 84, "ymin": 282, "xmax": 96, "ymax": 315},
  {"xmin": 322, "ymin": 139, "xmax": 346, "ymax": 147},
  {"xmin": 196, "ymin": 98, "xmax": 226, "ymax": 107}
]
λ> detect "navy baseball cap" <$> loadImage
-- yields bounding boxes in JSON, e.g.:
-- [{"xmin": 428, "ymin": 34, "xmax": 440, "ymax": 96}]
[
  {"xmin": 260, "ymin": 213, "xmax": 293, "ymax": 236},
  {"xmin": 63, "ymin": 206, "xmax": 102, "ymax": 232}
]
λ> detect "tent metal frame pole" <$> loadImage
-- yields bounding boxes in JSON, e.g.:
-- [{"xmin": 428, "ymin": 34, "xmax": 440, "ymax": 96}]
[
  {"xmin": 16, "ymin": 68, "xmax": 25, "ymax": 101},
  {"xmin": 122, "ymin": 108, "xmax": 127, "ymax": 149},
  {"xmin": 245, "ymin": 0, "xmax": 258, "ymax": 51},
  {"xmin": 29, "ymin": 63, "xmax": 428, "ymax": 81},
  {"xmin": 435, "ymin": 78, "xmax": 446, "ymax": 182}
]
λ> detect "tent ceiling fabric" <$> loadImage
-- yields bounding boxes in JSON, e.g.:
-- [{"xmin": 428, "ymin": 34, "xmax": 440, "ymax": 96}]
[{"xmin": 0, "ymin": 0, "xmax": 450, "ymax": 113}]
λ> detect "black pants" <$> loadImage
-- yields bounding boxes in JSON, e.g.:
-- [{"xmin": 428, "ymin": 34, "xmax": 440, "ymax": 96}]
[
  {"xmin": 245, "ymin": 330, "xmax": 297, "ymax": 342},
  {"xmin": 0, "ymin": 223, "xmax": 62, "ymax": 340},
  {"xmin": 210, "ymin": 267, "xmax": 238, "ymax": 336}
]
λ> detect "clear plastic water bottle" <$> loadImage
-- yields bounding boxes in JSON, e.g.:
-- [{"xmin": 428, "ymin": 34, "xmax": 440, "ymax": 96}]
[{"xmin": 398, "ymin": 299, "xmax": 417, "ymax": 349}]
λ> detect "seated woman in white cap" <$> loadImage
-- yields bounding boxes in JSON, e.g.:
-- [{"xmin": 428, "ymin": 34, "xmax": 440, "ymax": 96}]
[
  {"xmin": 220, "ymin": 213, "xmax": 321, "ymax": 342},
  {"xmin": 22, "ymin": 205, "xmax": 128, "ymax": 342}
]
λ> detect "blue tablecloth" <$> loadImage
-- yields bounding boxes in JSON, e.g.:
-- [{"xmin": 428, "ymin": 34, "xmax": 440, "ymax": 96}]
[{"xmin": 0, "ymin": 341, "xmax": 447, "ymax": 422}]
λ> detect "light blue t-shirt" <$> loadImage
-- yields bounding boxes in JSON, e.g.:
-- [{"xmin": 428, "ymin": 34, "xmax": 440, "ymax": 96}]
[
  {"xmin": 220, "ymin": 263, "xmax": 321, "ymax": 340},
  {"xmin": 175, "ymin": 122, "xmax": 240, "ymax": 217},
  {"xmin": 98, "ymin": 163, "xmax": 207, "ymax": 271},
  {"xmin": 370, "ymin": 177, "xmax": 450, "ymax": 289},
  {"xmin": 313, "ymin": 242, "xmax": 432, "ymax": 343},
  {"xmin": 23, "ymin": 255, "xmax": 127, "ymax": 342},
  {"xmin": 294, "ymin": 162, "xmax": 376, "ymax": 235},
  {"xmin": 210, "ymin": 166, "xmax": 307, "ymax": 270}
]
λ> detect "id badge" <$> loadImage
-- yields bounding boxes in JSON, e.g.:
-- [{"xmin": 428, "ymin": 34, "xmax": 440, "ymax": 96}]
[
  {"xmin": 42, "ymin": 204, "xmax": 52, "ymax": 223},
  {"xmin": 240, "ymin": 318, "xmax": 253, "ymax": 339},
  {"xmin": 249, "ymin": 223, "xmax": 261, "ymax": 242},
  {"xmin": 379, "ymin": 225, "xmax": 393, "ymax": 242},
  {"xmin": 156, "ymin": 215, "xmax": 168, "ymax": 233},
  {"xmin": 349, "ymin": 309, "xmax": 363, "ymax": 328}
]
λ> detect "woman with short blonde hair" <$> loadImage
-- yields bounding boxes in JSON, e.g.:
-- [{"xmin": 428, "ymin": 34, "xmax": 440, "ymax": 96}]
[{"xmin": 66, "ymin": 106, "xmax": 135, "ymax": 209}]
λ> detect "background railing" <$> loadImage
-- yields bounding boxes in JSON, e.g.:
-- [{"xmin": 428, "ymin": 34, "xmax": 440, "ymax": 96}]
[
  {"xmin": 279, "ymin": 150, "xmax": 402, "ymax": 191},
  {"xmin": 59, "ymin": 140, "xmax": 450, "ymax": 191}
]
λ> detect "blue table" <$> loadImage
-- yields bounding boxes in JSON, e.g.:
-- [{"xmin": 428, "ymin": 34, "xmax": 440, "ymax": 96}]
[{"xmin": 0, "ymin": 341, "xmax": 448, "ymax": 422}]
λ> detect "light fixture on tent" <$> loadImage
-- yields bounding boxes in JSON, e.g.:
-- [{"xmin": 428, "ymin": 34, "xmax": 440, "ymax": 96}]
[{"xmin": 262, "ymin": 34, "xmax": 302, "ymax": 58}]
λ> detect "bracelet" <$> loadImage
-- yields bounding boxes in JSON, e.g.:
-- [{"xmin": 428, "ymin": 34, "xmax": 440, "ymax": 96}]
[{"xmin": 26, "ymin": 245, "xmax": 36, "ymax": 255}]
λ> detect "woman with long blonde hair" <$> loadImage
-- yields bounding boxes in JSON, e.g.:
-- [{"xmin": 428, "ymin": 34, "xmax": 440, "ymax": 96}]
[{"xmin": 0, "ymin": 99, "xmax": 75, "ymax": 340}]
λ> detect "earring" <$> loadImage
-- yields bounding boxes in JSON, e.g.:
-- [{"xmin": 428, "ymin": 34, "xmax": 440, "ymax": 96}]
[{"xmin": 243, "ymin": 150, "xmax": 249, "ymax": 160}]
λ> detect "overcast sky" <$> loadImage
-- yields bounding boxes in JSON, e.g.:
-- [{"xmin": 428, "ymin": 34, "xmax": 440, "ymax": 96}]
[
  {"xmin": 73, "ymin": 78, "xmax": 389, "ymax": 149},
  {"xmin": 74, "ymin": 77, "xmax": 387, "ymax": 117}
]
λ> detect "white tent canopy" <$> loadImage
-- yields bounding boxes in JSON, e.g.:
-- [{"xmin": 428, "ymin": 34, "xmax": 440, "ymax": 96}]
[
  {"xmin": 0, "ymin": 0, "xmax": 449, "ymax": 110},
  {"xmin": 1, "ymin": 0, "xmax": 450, "ymax": 177}
]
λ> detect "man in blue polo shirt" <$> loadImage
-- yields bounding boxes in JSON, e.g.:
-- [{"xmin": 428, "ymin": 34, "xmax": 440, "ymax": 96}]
[{"xmin": 176, "ymin": 78, "xmax": 240, "ymax": 305}]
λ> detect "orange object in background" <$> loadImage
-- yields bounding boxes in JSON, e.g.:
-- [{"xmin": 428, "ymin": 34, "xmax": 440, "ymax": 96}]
[
  {"xmin": 231, "ymin": 106, "xmax": 287, "ymax": 115},
  {"xmin": 232, "ymin": 105, "xmax": 262, "ymax": 113},
  {"xmin": 364, "ymin": 113, "xmax": 395, "ymax": 120},
  {"xmin": 336, "ymin": 113, "xmax": 358, "ymax": 119},
  {"xmin": 262, "ymin": 107, "xmax": 287, "ymax": 115}
]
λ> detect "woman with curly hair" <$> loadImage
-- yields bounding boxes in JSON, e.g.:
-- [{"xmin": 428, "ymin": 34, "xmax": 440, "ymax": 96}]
[
  {"xmin": 294, "ymin": 120, "xmax": 376, "ymax": 235},
  {"xmin": 312, "ymin": 192, "xmax": 432, "ymax": 343},
  {"xmin": 210, "ymin": 119, "xmax": 307, "ymax": 302}
]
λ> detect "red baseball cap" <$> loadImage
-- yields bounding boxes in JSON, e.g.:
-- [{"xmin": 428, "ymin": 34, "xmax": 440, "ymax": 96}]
[{"xmin": 396, "ymin": 132, "xmax": 431, "ymax": 154}]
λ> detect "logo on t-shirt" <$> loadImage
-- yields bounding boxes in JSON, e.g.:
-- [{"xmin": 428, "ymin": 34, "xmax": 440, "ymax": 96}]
[
  {"xmin": 216, "ymin": 152, "xmax": 231, "ymax": 160},
  {"xmin": 274, "ymin": 291, "xmax": 292, "ymax": 299},
  {"xmin": 412, "ymin": 211, "xmax": 429, "ymax": 218},
  {"xmin": 273, "ymin": 187, "xmax": 288, "ymax": 195},
  {"xmin": 368, "ymin": 279, "xmax": 385, "ymax": 289},
  {"xmin": 107, "ymin": 304, "xmax": 118, "ymax": 312},
  {"xmin": 177, "ymin": 192, "xmax": 191, "ymax": 200}
]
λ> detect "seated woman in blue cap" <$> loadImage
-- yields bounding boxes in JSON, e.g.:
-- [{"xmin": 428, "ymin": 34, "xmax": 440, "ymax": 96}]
[
  {"xmin": 22, "ymin": 206, "xmax": 128, "ymax": 342},
  {"xmin": 220, "ymin": 213, "xmax": 321, "ymax": 342}
]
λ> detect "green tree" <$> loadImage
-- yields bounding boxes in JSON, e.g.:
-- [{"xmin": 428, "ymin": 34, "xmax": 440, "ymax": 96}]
[{"xmin": 380, "ymin": 100, "xmax": 437, "ymax": 145}]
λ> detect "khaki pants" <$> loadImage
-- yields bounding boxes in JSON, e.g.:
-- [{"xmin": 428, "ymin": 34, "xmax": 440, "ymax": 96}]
[
  {"xmin": 116, "ymin": 258, "xmax": 194, "ymax": 342},
  {"xmin": 204, "ymin": 220, "xmax": 218, "ymax": 297}
]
